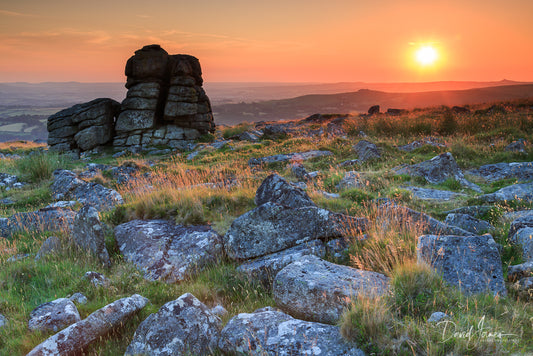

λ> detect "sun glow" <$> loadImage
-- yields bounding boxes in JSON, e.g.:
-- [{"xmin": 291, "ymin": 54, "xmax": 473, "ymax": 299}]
[{"xmin": 415, "ymin": 46, "xmax": 438, "ymax": 66}]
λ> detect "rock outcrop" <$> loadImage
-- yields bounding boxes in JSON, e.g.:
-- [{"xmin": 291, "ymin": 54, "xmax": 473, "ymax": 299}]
[
  {"xmin": 47, "ymin": 45, "xmax": 215, "ymax": 154},
  {"xmin": 47, "ymin": 98, "xmax": 120, "ymax": 153},
  {"xmin": 72, "ymin": 206, "xmax": 111, "ymax": 266}
]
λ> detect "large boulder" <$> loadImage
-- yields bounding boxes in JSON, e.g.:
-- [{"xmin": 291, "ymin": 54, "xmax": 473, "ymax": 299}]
[
  {"xmin": 467, "ymin": 162, "xmax": 533, "ymax": 183},
  {"xmin": 417, "ymin": 234, "xmax": 506, "ymax": 296},
  {"xmin": 219, "ymin": 307, "xmax": 364, "ymax": 356},
  {"xmin": 125, "ymin": 293, "xmax": 221, "ymax": 356},
  {"xmin": 224, "ymin": 202, "xmax": 367, "ymax": 260},
  {"xmin": 115, "ymin": 220, "xmax": 223, "ymax": 283},
  {"xmin": 27, "ymin": 294, "xmax": 148, "ymax": 356},
  {"xmin": 394, "ymin": 152, "xmax": 481, "ymax": 192},
  {"xmin": 47, "ymin": 98, "xmax": 120, "ymax": 152},
  {"xmin": 72, "ymin": 206, "xmax": 110, "ymax": 266},
  {"xmin": 255, "ymin": 174, "xmax": 316, "ymax": 208},
  {"xmin": 273, "ymin": 255, "xmax": 389, "ymax": 324},
  {"xmin": 28, "ymin": 298, "xmax": 81, "ymax": 333},
  {"xmin": 480, "ymin": 182, "xmax": 533, "ymax": 204},
  {"xmin": 237, "ymin": 240, "xmax": 326, "ymax": 287},
  {"xmin": 0, "ymin": 207, "xmax": 75, "ymax": 237}
]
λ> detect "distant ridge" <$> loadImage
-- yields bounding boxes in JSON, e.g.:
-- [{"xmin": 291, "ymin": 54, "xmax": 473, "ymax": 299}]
[{"xmin": 212, "ymin": 84, "xmax": 533, "ymax": 124}]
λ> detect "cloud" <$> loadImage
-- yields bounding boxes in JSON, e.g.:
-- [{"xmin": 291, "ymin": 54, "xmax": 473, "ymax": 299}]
[{"xmin": 0, "ymin": 9, "xmax": 36, "ymax": 17}]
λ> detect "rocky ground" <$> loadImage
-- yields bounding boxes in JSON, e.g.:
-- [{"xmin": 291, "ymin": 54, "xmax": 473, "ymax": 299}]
[{"xmin": 0, "ymin": 102, "xmax": 532, "ymax": 355}]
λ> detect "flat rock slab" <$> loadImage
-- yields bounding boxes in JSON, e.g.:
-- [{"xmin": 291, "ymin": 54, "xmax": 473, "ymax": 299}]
[
  {"xmin": 224, "ymin": 202, "xmax": 368, "ymax": 260},
  {"xmin": 394, "ymin": 152, "xmax": 481, "ymax": 192},
  {"xmin": 219, "ymin": 307, "xmax": 364, "ymax": 356},
  {"xmin": 28, "ymin": 298, "xmax": 81, "ymax": 333},
  {"xmin": 115, "ymin": 220, "xmax": 223, "ymax": 283},
  {"xmin": 417, "ymin": 234, "xmax": 506, "ymax": 296},
  {"xmin": 27, "ymin": 294, "xmax": 148, "ymax": 356},
  {"xmin": 273, "ymin": 255, "xmax": 389, "ymax": 324},
  {"xmin": 248, "ymin": 150, "xmax": 333, "ymax": 166},
  {"xmin": 0, "ymin": 207, "xmax": 75, "ymax": 237},
  {"xmin": 480, "ymin": 183, "xmax": 533, "ymax": 204},
  {"xmin": 126, "ymin": 293, "xmax": 221, "ymax": 356},
  {"xmin": 445, "ymin": 213, "xmax": 494, "ymax": 234},
  {"xmin": 403, "ymin": 186, "xmax": 466, "ymax": 201},
  {"xmin": 467, "ymin": 162, "xmax": 533, "ymax": 183},
  {"xmin": 237, "ymin": 240, "xmax": 326, "ymax": 287}
]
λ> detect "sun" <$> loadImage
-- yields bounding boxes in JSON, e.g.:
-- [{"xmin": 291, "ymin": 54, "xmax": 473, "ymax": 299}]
[{"xmin": 415, "ymin": 46, "xmax": 438, "ymax": 66}]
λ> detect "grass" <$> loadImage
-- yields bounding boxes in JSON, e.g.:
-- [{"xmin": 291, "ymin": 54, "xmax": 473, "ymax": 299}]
[{"xmin": 1, "ymin": 99, "xmax": 533, "ymax": 354}]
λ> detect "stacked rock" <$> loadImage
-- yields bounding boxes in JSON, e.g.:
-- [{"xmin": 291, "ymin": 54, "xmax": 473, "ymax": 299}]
[
  {"xmin": 114, "ymin": 45, "xmax": 215, "ymax": 150},
  {"xmin": 47, "ymin": 98, "xmax": 120, "ymax": 153}
]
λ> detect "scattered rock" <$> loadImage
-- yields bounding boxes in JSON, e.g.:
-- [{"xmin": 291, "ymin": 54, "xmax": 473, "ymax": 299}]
[
  {"xmin": 353, "ymin": 140, "xmax": 381, "ymax": 162},
  {"xmin": 273, "ymin": 255, "xmax": 389, "ymax": 324},
  {"xmin": 45, "ymin": 201, "xmax": 77, "ymax": 209},
  {"xmin": 481, "ymin": 182, "xmax": 533, "ymax": 204},
  {"xmin": 508, "ymin": 215, "xmax": 533, "ymax": 239},
  {"xmin": 237, "ymin": 240, "xmax": 326, "ymax": 287},
  {"xmin": 403, "ymin": 186, "xmax": 465, "ymax": 201},
  {"xmin": 394, "ymin": 152, "xmax": 481, "ymax": 192},
  {"xmin": 211, "ymin": 140, "xmax": 230, "ymax": 149},
  {"xmin": 501, "ymin": 209, "xmax": 533, "ymax": 222},
  {"xmin": 339, "ymin": 159, "xmax": 360, "ymax": 167},
  {"xmin": 507, "ymin": 261, "xmax": 533, "ymax": 282},
  {"xmin": 0, "ymin": 314, "xmax": 6, "ymax": 329},
  {"xmin": 224, "ymin": 202, "xmax": 367, "ymax": 260},
  {"xmin": 0, "ymin": 198, "xmax": 15, "ymax": 205},
  {"xmin": 397, "ymin": 138, "xmax": 445, "ymax": 152},
  {"xmin": 6, "ymin": 253, "xmax": 30, "ymax": 262},
  {"xmin": 84, "ymin": 271, "xmax": 110, "ymax": 287},
  {"xmin": 427, "ymin": 312, "xmax": 451, "ymax": 323},
  {"xmin": 290, "ymin": 162, "xmax": 309, "ymax": 180},
  {"xmin": 510, "ymin": 277, "xmax": 533, "ymax": 300},
  {"xmin": 0, "ymin": 172, "xmax": 25, "ymax": 190},
  {"xmin": 368, "ymin": 105, "xmax": 380, "ymax": 115},
  {"xmin": 35, "ymin": 236, "xmax": 62, "ymax": 261},
  {"xmin": 28, "ymin": 298, "xmax": 81, "ymax": 333},
  {"xmin": 326, "ymin": 237, "xmax": 352, "ymax": 259},
  {"xmin": 69, "ymin": 293, "xmax": 88, "ymax": 305},
  {"xmin": 125, "ymin": 293, "xmax": 221, "ymax": 356},
  {"xmin": 262, "ymin": 124, "xmax": 291, "ymax": 139},
  {"xmin": 511, "ymin": 227, "xmax": 533, "ymax": 261},
  {"xmin": 336, "ymin": 171, "xmax": 365, "ymax": 190},
  {"xmin": 51, "ymin": 169, "xmax": 123, "ymax": 211},
  {"xmin": 219, "ymin": 308, "xmax": 364, "ymax": 356},
  {"xmin": 444, "ymin": 213, "xmax": 494, "ymax": 234},
  {"xmin": 248, "ymin": 150, "xmax": 333, "ymax": 166},
  {"xmin": 467, "ymin": 162, "xmax": 533, "ymax": 182},
  {"xmin": 210, "ymin": 305, "xmax": 228, "ymax": 317},
  {"xmin": 72, "ymin": 206, "xmax": 111, "ymax": 266},
  {"xmin": 115, "ymin": 220, "xmax": 223, "ymax": 283},
  {"xmin": 27, "ymin": 294, "xmax": 148, "ymax": 356},
  {"xmin": 255, "ymin": 173, "xmax": 316, "ymax": 209},
  {"xmin": 505, "ymin": 139, "xmax": 528, "ymax": 153},
  {"xmin": 417, "ymin": 234, "xmax": 506, "ymax": 296},
  {"xmin": 444, "ymin": 205, "xmax": 493, "ymax": 218}
]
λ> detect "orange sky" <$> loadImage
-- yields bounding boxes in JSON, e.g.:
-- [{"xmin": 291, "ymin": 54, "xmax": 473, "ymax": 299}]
[{"xmin": 1, "ymin": 0, "xmax": 532, "ymax": 83}]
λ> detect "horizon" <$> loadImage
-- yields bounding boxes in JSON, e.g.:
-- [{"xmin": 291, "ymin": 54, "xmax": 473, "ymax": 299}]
[{"xmin": 1, "ymin": 1, "xmax": 532, "ymax": 83}]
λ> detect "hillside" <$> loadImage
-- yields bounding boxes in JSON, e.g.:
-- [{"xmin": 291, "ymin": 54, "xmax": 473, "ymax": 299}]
[
  {"xmin": 0, "ymin": 101, "xmax": 532, "ymax": 354},
  {"xmin": 214, "ymin": 84, "xmax": 533, "ymax": 124}
]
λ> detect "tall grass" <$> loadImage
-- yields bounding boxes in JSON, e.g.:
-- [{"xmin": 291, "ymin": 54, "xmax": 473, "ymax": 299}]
[{"xmin": 14, "ymin": 151, "xmax": 67, "ymax": 183}]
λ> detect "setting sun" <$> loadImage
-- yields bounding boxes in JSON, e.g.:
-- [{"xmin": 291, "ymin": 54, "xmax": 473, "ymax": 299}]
[{"xmin": 416, "ymin": 46, "xmax": 438, "ymax": 66}]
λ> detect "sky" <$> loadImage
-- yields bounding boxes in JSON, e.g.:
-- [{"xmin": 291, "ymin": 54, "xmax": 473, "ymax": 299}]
[{"xmin": 1, "ymin": 0, "xmax": 532, "ymax": 83}]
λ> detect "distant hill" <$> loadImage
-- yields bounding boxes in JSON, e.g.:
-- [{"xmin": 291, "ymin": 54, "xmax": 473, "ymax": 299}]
[{"xmin": 213, "ymin": 84, "xmax": 533, "ymax": 125}]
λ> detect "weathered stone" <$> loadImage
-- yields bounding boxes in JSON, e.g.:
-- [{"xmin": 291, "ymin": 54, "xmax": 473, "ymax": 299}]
[
  {"xmin": 444, "ymin": 205, "xmax": 493, "ymax": 218},
  {"xmin": 84, "ymin": 271, "xmax": 110, "ymax": 287},
  {"xmin": 444, "ymin": 213, "xmax": 494, "ymax": 234},
  {"xmin": 237, "ymin": 240, "xmax": 326, "ymax": 287},
  {"xmin": 510, "ymin": 277, "xmax": 533, "ymax": 300},
  {"xmin": 403, "ymin": 186, "xmax": 465, "ymax": 201},
  {"xmin": 255, "ymin": 173, "xmax": 316, "ymax": 209},
  {"xmin": 507, "ymin": 261, "xmax": 533, "ymax": 282},
  {"xmin": 115, "ymin": 110, "xmax": 157, "ymax": 132},
  {"xmin": 115, "ymin": 220, "xmax": 223, "ymax": 283},
  {"xmin": 28, "ymin": 298, "xmax": 81, "ymax": 333},
  {"xmin": 481, "ymin": 182, "xmax": 533, "ymax": 204},
  {"xmin": 467, "ymin": 162, "xmax": 533, "ymax": 182},
  {"xmin": 511, "ymin": 227, "xmax": 533, "ymax": 261},
  {"xmin": 69, "ymin": 293, "xmax": 88, "ymax": 305},
  {"xmin": 417, "ymin": 234, "xmax": 506, "ymax": 296},
  {"xmin": 368, "ymin": 105, "xmax": 380, "ymax": 115},
  {"xmin": 427, "ymin": 312, "xmax": 451, "ymax": 323},
  {"xmin": 126, "ymin": 82, "xmax": 161, "ymax": 98},
  {"xmin": 125, "ymin": 293, "xmax": 221, "ymax": 356},
  {"xmin": 74, "ymin": 126, "xmax": 113, "ymax": 151},
  {"xmin": 72, "ymin": 206, "xmax": 110, "ymax": 266},
  {"xmin": 508, "ymin": 215, "xmax": 533, "ymax": 239},
  {"xmin": 0, "ymin": 314, "xmax": 6, "ymax": 329},
  {"xmin": 397, "ymin": 138, "xmax": 445, "ymax": 152},
  {"xmin": 164, "ymin": 125, "xmax": 185, "ymax": 139},
  {"xmin": 394, "ymin": 152, "xmax": 481, "ymax": 192},
  {"xmin": 273, "ymin": 255, "xmax": 389, "ymax": 324},
  {"xmin": 353, "ymin": 140, "xmax": 381, "ymax": 162},
  {"xmin": 121, "ymin": 96, "xmax": 158, "ymax": 111},
  {"xmin": 336, "ymin": 171, "xmax": 364, "ymax": 190},
  {"xmin": 0, "ymin": 207, "xmax": 75, "ymax": 237},
  {"xmin": 164, "ymin": 101, "xmax": 197, "ymax": 117},
  {"xmin": 125, "ymin": 44, "xmax": 169, "ymax": 87},
  {"xmin": 224, "ymin": 202, "xmax": 367, "ymax": 260},
  {"xmin": 248, "ymin": 150, "xmax": 333, "ymax": 166},
  {"xmin": 27, "ymin": 294, "xmax": 148, "ymax": 356},
  {"xmin": 219, "ymin": 308, "xmax": 364, "ymax": 356},
  {"xmin": 35, "ymin": 236, "xmax": 62, "ymax": 261},
  {"xmin": 505, "ymin": 139, "xmax": 528, "ymax": 153}
]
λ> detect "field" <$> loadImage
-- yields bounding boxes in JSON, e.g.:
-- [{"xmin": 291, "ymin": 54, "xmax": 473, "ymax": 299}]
[{"xmin": 0, "ymin": 100, "xmax": 532, "ymax": 355}]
